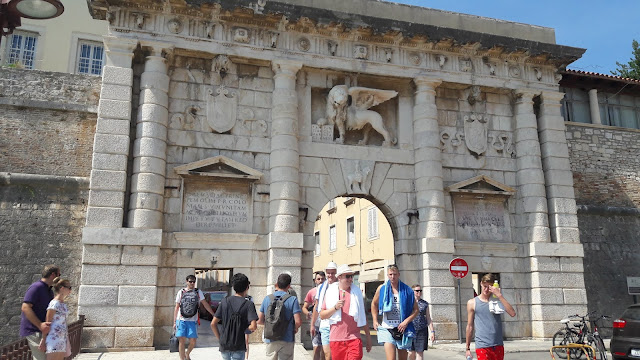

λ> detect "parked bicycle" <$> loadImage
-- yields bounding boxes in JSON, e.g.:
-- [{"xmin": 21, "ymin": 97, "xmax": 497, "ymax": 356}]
[{"xmin": 552, "ymin": 312, "xmax": 609, "ymax": 360}]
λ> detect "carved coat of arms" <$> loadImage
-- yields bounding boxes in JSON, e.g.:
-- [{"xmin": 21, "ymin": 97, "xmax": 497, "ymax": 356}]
[
  {"xmin": 463, "ymin": 114, "xmax": 488, "ymax": 156},
  {"xmin": 206, "ymin": 85, "xmax": 237, "ymax": 133}
]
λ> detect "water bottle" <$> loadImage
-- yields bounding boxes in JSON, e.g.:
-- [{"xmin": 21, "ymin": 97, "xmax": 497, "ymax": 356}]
[{"xmin": 492, "ymin": 280, "xmax": 499, "ymax": 298}]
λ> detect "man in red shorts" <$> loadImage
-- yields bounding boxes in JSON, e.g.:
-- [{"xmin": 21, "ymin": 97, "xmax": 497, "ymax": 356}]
[
  {"xmin": 465, "ymin": 273, "xmax": 516, "ymax": 360},
  {"xmin": 320, "ymin": 264, "xmax": 372, "ymax": 360}
]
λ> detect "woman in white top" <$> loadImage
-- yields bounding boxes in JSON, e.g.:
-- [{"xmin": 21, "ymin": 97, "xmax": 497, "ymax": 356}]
[{"xmin": 39, "ymin": 277, "xmax": 72, "ymax": 360}]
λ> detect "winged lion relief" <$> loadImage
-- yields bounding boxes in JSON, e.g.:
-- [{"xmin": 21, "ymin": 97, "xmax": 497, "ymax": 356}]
[{"xmin": 318, "ymin": 85, "xmax": 398, "ymax": 147}]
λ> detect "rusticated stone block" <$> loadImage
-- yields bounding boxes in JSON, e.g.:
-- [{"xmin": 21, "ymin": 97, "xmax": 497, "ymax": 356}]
[
  {"xmin": 78, "ymin": 285, "xmax": 118, "ymax": 306},
  {"xmin": 118, "ymin": 285, "xmax": 157, "ymax": 306},
  {"xmin": 114, "ymin": 327, "xmax": 154, "ymax": 348},
  {"xmin": 81, "ymin": 327, "xmax": 115, "ymax": 348}
]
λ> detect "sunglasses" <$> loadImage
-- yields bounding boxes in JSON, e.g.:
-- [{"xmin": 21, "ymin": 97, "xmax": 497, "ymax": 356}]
[
  {"xmin": 63, "ymin": 286, "xmax": 72, "ymax": 290},
  {"xmin": 187, "ymin": 280, "xmax": 196, "ymax": 283},
  {"xmin": 345, "ymin": 274, "xmax": 354, "ymax": 279},
  {"xmin": 414, "ymin": 289, "xmax": 422, "ymax": 292}
]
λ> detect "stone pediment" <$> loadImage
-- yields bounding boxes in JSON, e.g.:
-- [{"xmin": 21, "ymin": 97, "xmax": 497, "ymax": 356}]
[
  {"xmin": 174, "ymin": 155, "xmax": 262, "ymax": 181},
  {"xmin": 446, "ymin": 175, "xmax": 515, "ymax": 196}
]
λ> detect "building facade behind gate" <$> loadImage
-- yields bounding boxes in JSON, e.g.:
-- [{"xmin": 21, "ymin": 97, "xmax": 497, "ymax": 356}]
[{"xmin": 5, "ymin": 0, "xmax": 597, "ymax": 349}]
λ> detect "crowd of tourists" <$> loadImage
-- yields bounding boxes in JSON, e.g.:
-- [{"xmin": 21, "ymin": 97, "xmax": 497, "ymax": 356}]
[{"xmin": 20, "ymin": 263, "xmax": 515, "ymax": 360}]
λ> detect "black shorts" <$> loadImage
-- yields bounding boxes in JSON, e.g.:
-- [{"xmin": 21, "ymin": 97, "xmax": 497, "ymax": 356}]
[{"xmin": 411, "ymin": 328, "xmax": 428, "ymax": 352}]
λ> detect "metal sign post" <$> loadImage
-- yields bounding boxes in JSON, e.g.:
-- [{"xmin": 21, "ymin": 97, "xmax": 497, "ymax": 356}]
[{"xmin": 450, "ymin": 258, "xmax": 469, "ymax": 344}]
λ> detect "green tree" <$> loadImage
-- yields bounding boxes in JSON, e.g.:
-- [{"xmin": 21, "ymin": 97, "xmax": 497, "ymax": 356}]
[{"xmin": 612, "ymin": 39, "xmax": 640, "ymax": 79}]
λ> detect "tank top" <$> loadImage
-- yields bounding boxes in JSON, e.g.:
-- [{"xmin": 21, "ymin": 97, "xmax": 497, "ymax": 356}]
[
  {"xmin": 381, "ymin": 293, "xmax": 401, "ymax": 328},
  {"xmin": 474, "ymin": 297, "xmax": 503, "ymax": 348}
]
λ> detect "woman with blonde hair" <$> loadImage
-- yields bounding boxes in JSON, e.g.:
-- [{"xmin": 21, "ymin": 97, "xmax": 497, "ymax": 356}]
[{"xmin": 38, "ymin": 277, "xmax": 72, "ymax": 360}]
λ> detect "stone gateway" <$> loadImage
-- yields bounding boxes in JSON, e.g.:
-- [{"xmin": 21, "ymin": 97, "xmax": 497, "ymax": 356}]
[{"xmin": 76, "ymin": 0, "xmax": 588, "ymax": 350}]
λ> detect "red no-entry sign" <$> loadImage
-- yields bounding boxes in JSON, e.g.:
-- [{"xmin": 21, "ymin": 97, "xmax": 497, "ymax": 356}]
[{"xmin": 449, "ymin": 258, "xmax": 469, "ymax": 279}]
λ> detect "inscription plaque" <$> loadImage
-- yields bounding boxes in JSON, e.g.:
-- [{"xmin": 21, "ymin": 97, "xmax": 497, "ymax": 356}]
[
  {"xmin": 453, "ymin": 196, "xmax": 511, "ymax": 242},
  {"xmin": 182, "ymin": 181, "xmax": 253, "ymax": 233}
]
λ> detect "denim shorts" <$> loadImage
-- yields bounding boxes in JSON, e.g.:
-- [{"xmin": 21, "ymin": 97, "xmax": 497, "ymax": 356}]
[
  {"xmin": 377, "ymin": 327, "xmax": 413, "ymax": 350},
  {"xmin": 220, "ymin": 350, "xmax": 245, "ymax": 360},
  {"xmin": 319, "ymin": 326, "xmax": 331, "ymax": 346}
]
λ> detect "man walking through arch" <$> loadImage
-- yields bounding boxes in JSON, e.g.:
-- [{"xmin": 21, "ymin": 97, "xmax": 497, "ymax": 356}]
[{"xmin": 371, "ymin": 264, "xmax": 419, "ymax": 360}]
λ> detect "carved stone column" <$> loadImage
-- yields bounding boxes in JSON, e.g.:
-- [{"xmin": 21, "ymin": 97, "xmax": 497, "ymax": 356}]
[
  {"xmin": 85, "ymin": 36, "xmax": 137, "ymax": 228},
  {"xmin": 128, "ymin": 42, "xmax": 173, "ymax": 229},
  {"xmin": 517, "ymin": 90, "xmax": 588, "ymax": 337},
  {"xmin": 539, "ymin": 90, "xmax": 580, "ymax": 243},
  {"xmin": 268, "ymin": 61, "xmax": 304, "ymax": 317},
  {"xmin": 412, "ymin": 77, "xmax": 457, "ymax": 339},
  {"xmin": 513, "ymin": 90, "xmax": 550, "ymax": 243},
  {"xmin": 269, "ymin": 60, "xmax": 303, "ymax": 234}
]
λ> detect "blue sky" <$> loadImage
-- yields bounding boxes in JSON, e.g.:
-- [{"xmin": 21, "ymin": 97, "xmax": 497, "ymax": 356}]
[{"xmin": 392, "ymin": 0, "xmax": 640, "ymax": 75}]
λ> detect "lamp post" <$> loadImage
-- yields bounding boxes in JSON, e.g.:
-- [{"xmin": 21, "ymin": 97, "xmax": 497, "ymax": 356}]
[{"xmin": 0, "ymin": 0, "xmax": 64, "ymax": 47}]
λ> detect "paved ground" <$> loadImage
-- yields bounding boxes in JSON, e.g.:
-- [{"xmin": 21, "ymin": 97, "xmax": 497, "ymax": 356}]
[{"xmin": 75, "ymin": 338, "xmax": 612, "ymax": 360}]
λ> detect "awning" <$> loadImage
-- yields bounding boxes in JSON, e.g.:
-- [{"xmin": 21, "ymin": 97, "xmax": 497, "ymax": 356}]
[{"xmin": 358, "ymin": 269, "xmax": 385, "ymax": 283}]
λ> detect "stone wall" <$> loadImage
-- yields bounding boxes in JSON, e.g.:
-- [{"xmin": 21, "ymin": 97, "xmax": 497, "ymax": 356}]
[
  {"xmin": 0, "ymin": 69, "xmax": 99, "ymax": 344},
  {"xmin": 566, "ymin": 123, "xmax": 640, "ymax": 326}
]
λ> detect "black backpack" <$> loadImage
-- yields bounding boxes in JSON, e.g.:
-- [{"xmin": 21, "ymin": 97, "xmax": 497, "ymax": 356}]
[
  {"xmin": 179, "ymin": 288, "xmax": 200, "ymax": 318},
  {"xmin": 263, "ymin": 293, "xmax": 292, "ymax": 341},
  {"xmin": 220, "ymin": 297, "xmax": 248, "ymax": 351}
]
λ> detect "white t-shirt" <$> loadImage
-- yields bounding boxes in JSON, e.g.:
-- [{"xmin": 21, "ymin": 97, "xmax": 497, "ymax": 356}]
[{"xmin": 175, "ymin": 288, "xmax": 205, "ymax": 322}]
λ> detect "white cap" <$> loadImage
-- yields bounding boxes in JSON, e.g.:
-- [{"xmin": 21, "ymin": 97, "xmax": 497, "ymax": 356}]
[
  {"xmin": 325, "ymin": 261, "xmax": 337, "ymax": 270},
  {"xmin": 336, "ymin": 264, "xmax": 355, "ymax": 277}
]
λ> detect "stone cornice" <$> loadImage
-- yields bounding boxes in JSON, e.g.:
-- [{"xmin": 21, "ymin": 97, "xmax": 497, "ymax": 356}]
[{"xmin": 88, "ymin": 0, "xmax": 584, "ymax": 68}]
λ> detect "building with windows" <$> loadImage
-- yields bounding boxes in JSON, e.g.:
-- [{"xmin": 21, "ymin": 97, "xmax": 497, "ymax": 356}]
[
  {"xmin": 313, "ymin": 197, "xmax": 394, "ymax": 298},
  {"xmin": 0, "ymin": 0, "xmax": 108, "ymax": 75},
  {"xmin": 560, "ymin": 69, "xmax": 640, "ymax": 129}
]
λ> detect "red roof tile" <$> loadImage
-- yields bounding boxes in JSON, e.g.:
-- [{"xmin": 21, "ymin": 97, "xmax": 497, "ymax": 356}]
[{"xmin": 564, "ymin": 69, "xmax": 640, "ymax": 84}]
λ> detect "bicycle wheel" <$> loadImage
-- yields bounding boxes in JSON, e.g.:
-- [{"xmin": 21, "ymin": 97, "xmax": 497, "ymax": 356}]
[
  {"xmin": 553, "ymin": 330, "xmax": 578, "ymax": 359},
  {"xmin": 595, "ymin": 336, "xmax": 607, "ymax": 360},
  {"xmin": 585, "ymin": 334, "xmax": 607, "ymax": 360}
]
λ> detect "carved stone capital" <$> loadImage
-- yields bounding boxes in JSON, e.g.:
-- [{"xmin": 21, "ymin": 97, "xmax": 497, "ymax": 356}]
[
  {"xmin": 540, "ymin": 90, "xmax": 566, "ymax": 104},
  {"xmin": 414, "ymin": 77, "xmax": 442, "ymax": 91},
  {"xmin": 272, "ymin": 60, "xmax": 303, "ymax": 77},
  {"xmin": 103, "ymin": 36, "xmax": 138, "ymax": 68},
  {"xmin": 140, "ymin": 40, "xmax": 175, "ymax": 59},
  {"xmin": 514, "ymin": 89, "xmax": 540, "ymax": 103}
]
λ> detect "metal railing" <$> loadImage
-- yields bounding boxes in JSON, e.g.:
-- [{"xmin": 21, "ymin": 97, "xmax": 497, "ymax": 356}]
[{"xmin": 0, "ymin": 315, "xmax": 85, "ymax": 360}]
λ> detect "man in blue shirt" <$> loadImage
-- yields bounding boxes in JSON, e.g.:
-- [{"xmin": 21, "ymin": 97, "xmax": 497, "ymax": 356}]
[
  {"xmin": 20, "ymin": 265, "xmax": 59, "ymax": 360},
  {"xmin": 258, "ymin": 273, "xmax": 302, "ymax": 360}
]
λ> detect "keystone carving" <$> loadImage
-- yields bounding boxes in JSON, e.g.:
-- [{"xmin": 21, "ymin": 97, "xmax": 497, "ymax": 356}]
[
  {"xmin": 132, "ymin": 13, "xmax": 146, "ymax": 29},
  {"xmin": 341, "ymin": 160, "xmax": 374, "ymax": 195},
  {"xmin": 383, "ymin": 48, "xmax": 393, "ymax": 63},
  {"xmin": 212, "ymin": 55, "xmax": 231, "ymax": 79},
  {"xmin": 321, "ymin": 85, "xmax": 398, "ymax": 147}
]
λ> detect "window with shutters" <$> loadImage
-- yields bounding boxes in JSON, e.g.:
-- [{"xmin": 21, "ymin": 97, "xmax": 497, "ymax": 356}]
[
  {"xmin": 346, "ymin": 216, "xmax": 355, "ymax": 247},
  {"xmin": 5, "ymin": 31, "xmax": 38, "ymax": 69},
  {"xmin": 329, "ymin": 225, "xmax": 336, "ymax": 252},
  {"xmin": 368, "ymin": 207, "xmax": 379, "ymax": 240},
  {"xmin": 314, "ymin": 231, "xmax": 321, "ymax": 256}
]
